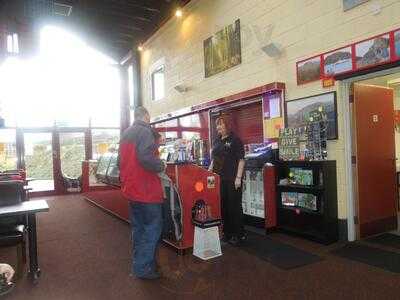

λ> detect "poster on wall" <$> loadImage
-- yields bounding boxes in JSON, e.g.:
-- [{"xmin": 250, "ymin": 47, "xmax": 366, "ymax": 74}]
[
  {"xmin": 263, "ymin": 91, "xmax": 284, "ymax": 140},
  {"xmin": 395, "ymin": 30, "xmax": 400, "ymax": 59},
  {"xmin": 343, "ymin": 0, "xmax": 369, "ymax": 11},
  {"xmin": 278, "ymin": 126, "xmax": 308, "ymax": 161},
  {"xmin": 323, "ymin": 46, "xmax": 353, "ymax": 77},
  {"xmin": 204, "ymin": 19, "xmax": 241, "ymax": 78},
  {"xmin": 355, "ymin": 34, "xmax": 391, "ymax": 69},
  {"xmin": 296, "ymin": 56, "xmax": 321, "ymax": 85},
  {"xmin": 285, "ymin": 92, "xmax": 337, "ymax": 140}
]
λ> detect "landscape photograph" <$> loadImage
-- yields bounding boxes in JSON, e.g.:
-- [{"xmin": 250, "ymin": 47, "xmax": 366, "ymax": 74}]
[
  {"xmin": 355, "ymin": 34, "xmax": 390, "ymax": 69},
  {"xmin": 395, "ymin": 30, "xmax": 400, "ymax": 58},
  {"xmin": 297, "ymin": 56, "xmax": 321, "ymax": 84},
  {"xmin": 285, "ymin": 92, "xmax": 337, "ymax": 140},
  {"xmin": 204, "ymin": 19, "xmax": 242, "ymax": 78},
  {"xmin": 323, "ymin": 46, "xmax": 353, "ymax": 76}
]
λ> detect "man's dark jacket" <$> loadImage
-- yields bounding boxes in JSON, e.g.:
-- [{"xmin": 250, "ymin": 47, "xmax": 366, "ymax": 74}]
[{"xmin": 119, "ymin": 120, "xmax": 164, "ymax": 203}]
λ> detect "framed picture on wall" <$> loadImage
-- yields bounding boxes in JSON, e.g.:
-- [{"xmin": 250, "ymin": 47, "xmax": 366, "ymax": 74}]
[
  {"xmin": 355, "ymin": 34, "xmax": 391, "ymax": 70},
  {"xmin": 323, "ymin": 46, "xmax": 353, "ymax": 77},
  {"xmin": 204, "ymin": 19, "xmax": 242, "ymax": 78},
  {"xmin": 296, "ymin": 56, "xmax": 321, "ymax": 85},
  {"xmin": 285, "ymin": 92, "xmax": 338, "ymax": 140},
  {"xmin": 395, "ymin": 29, "xmax": 400, "ymax": 59},
  {"xmin": 343, "ymin": 0, "xmax": 369, "ymax": 11}
]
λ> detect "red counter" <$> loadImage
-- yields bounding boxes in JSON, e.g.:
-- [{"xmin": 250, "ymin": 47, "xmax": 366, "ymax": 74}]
[{"xmin": 164, "ymin": 163, "xmax": 221, "ymax": 250}]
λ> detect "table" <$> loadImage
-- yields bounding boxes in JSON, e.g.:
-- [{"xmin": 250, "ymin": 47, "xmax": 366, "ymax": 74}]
[{"xmin": 0, "ymin": 200, "xmax": 49, "ymax": 283}]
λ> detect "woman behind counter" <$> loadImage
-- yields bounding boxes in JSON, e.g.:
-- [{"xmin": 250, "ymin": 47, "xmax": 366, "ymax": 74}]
[{"xmin": 209, "ymin": 115, "xmax": 246, "ymax": 246}]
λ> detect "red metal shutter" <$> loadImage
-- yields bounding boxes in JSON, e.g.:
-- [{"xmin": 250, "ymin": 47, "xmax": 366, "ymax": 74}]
[{"xmin": 231, "ymin": 101, "xmax": 263, "ymax": 144}]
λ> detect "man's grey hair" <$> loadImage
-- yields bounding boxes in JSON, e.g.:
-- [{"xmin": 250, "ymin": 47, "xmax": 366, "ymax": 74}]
[{"xmin": 134, "ymin": 106, "xmax": 149, "ymax": 121}]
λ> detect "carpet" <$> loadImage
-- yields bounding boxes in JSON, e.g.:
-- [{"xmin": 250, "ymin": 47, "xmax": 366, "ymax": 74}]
[
  {"xmin": 332, "ymin": 243, "xmax": 400, "ymax": 273},
  {"xmin": 240, "ymin": 231, "xmax": 323, "ymax": 270},
  {"xmin": 365, "ymin": 233, "xmax": 400, "ymax": 250}
]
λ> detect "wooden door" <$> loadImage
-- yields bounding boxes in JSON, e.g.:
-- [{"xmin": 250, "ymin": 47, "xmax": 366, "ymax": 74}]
[{"xmin": 353, "ymin": 84, "xmax": 397, "ymax": 238}]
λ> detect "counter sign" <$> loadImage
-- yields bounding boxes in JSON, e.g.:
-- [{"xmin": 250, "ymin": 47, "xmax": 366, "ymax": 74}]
[
  {"xmin": 207, "ymin": 176, "xmax": 216, "ymax": 189},
  {"xmin": 278, "ymin": 127, "xmax": 307, "ymax": 161}
]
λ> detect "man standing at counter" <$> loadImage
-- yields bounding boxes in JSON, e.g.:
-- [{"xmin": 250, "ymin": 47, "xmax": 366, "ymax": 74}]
[
  {"xmin": 210, "ymin": 114, "xmax": 246, "ymax": 246},
  {"xmin": 119, "ymin": 106, "xmax": 165, "ymax": 280}
]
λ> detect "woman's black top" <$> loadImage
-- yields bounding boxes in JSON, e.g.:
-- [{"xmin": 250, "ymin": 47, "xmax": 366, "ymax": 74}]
[{"xmin": 212, "ymin": 133, "xmax": 245, "ymax": 181}]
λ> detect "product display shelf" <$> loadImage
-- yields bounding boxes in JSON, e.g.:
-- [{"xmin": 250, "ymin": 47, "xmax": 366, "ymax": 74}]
[{"xmin": 275, "ymin": 160, "xmax": 338, "ymax": 244}]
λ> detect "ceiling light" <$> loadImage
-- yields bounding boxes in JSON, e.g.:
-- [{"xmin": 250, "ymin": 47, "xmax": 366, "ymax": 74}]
[
  {"xmin": 137, "ymin": 45, "xmax": 144, "ymax": 52},
  {"xmin": 176, "ymin": 9, "xmax": 183, "ymax": 18}
]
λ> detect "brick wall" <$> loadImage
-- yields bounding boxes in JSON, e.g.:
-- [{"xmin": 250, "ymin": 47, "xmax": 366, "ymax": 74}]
[{"xmin": 140, "ymin": 0, "xmax": 400, "ymax": 221}]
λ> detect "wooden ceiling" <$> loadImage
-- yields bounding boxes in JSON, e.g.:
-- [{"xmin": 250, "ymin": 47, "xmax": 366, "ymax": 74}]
[{"xmin": 0, "ymin": 0, "xmax": 190, "ymax": 61}]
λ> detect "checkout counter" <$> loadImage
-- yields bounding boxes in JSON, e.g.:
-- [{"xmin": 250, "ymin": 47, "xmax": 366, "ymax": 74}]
[
  {"xmin": 85, "ymin": 138, "xmax": 278, "ymax": 251},
  {"xmin": 84, "ymin": 139, "xmax": 221, "ymax": 251},
  {"xmin": 162, "ymin": 163, "xmax": 221, "ymax": 251}
]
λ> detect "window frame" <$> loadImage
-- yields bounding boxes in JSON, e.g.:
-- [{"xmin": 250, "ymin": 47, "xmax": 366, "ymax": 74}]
[{"xmin": 150, "ymin": 58, "xmax": 166, "ymax": 102}]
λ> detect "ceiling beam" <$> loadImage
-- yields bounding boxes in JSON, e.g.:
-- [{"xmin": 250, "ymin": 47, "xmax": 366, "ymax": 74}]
[{"xmin": 108, "ymin": 0, "xmax": 161, "ymax": 13}]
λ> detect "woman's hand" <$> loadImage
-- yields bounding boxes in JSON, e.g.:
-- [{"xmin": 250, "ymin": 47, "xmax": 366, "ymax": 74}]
[
  {"xmin": 208, "ymin": 160, "xmax": 214, "ymax": 172},
  {"xmin": 234, "ymin": 177, "xmax": 242, "ymax": 190}
]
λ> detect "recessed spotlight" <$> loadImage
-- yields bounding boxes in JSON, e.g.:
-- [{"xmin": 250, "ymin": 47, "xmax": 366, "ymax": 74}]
[
  {"xmin": 137, "ymin": 45, "xmax": 144, "ymax": 52},
  {"xmin": 176, "ymin": 9, "xmax": 183, "ymax": 18}
]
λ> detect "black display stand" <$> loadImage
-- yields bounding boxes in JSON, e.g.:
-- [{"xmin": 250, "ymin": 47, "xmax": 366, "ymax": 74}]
[{"xmin": 276, "ymin": 160, "xmax": 338, "ymax": 244}]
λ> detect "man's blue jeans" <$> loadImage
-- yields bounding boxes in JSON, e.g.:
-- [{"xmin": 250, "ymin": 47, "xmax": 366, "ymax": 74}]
[{"xmin": 129, "ymin": 201, "xmax": 163, "ymax": 277}]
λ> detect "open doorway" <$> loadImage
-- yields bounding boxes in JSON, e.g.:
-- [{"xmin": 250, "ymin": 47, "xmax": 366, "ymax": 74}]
[{"xmin": 351, "ymin": 72, "xmax": 400, "ymax": 238}]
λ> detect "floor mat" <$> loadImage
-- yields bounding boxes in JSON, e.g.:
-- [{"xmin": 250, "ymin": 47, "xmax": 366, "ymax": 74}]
[
  {"xmin": 332, "ymin": 243, "xmax": 400, "ymax": 273},
  {"xmin": 365, "ymin": 233, "xmax": 400, "ymax": 250},
  {"xmin": 239, "ymin": 232, "xmax": 323, "ymax": 270}
]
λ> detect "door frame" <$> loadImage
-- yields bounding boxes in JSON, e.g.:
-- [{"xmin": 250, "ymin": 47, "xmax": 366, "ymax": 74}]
[
  {"xmin": 18, "ymin": 127, "xmax": 92, "ymax": 196},
  {"xmin": 340, "ymin": 66, "xmax": 400, "ymax": 241},
  {"xmin": 19, "ymin": 127, "xmax": 58, "ymax": 196}
]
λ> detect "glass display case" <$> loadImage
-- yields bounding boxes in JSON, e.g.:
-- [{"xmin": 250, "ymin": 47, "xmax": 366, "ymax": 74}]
[{"xmin": 95, "ymin": 152, "xmax": 120, "ymax": 186}]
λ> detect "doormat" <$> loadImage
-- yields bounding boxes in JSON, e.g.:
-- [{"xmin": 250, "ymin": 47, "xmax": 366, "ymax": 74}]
[
  {"xmin": 365, "ymin": 233, "xmax": 400, "ymax": 250},
  {"xmin": 239, "ymin": 231, "xmax": 323, "ymax": 270},
  {"xmin": 332, "ymin": 243, "xmax": 400, "ymax": 273}
]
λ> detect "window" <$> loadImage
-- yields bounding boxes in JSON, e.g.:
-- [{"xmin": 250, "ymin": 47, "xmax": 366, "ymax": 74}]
[
  {"xmin": 92, "ymin": 129, "xmax": 120, "ymax": 160},
  {"xmin": 7, "ymin": 33, "xmax": 19, "ymax": 54},
  {"xmin": 180, "ymin": 114, "xmax": 201, "ymax": 127},
  {"xmin": 128, "ymin": 65, "xmax": 134, "ymax": 107},
  {"xmin": 0, "ymin": 129, "xmax": 17, "ymax": 171},
  {"xmin": 182, "ymin": 131, "xmax": 201, "ymax": 140},
  {"xmin": 151, "ymin": 64, "xmax": 165, "ymax": 101},
  {"xmin": 60, "ymin": 132, "xmax": 85, "ymax": 178}
]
